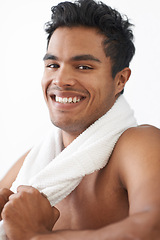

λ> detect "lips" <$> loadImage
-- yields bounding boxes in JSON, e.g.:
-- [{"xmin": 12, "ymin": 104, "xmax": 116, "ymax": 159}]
[{"xmin": 47, "ymin": 88, "xmax": 86, "ymax": 104}]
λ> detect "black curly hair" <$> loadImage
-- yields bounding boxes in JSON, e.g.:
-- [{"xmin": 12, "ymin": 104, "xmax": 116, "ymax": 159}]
[{"xmin": 45, "ymin": 0, "xmax": 135, "ymax": 84}]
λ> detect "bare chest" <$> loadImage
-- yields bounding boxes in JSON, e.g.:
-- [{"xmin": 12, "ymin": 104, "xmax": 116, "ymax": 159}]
[{"xmin": 54, "ymin": 166, "xmax": 129, "ymax": 231}]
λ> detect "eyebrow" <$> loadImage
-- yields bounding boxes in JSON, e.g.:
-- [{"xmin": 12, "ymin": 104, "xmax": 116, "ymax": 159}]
[
  {"xmin": 43, "ymin": 54, "xmax": 58, "ymax": 61},
  {"xmin": 71, "ymin": 54, "xmax": 101, "ymax": 63},
  {"xmin": 43, "ymin": 53, "xmax": 101, "ymax": 63}
]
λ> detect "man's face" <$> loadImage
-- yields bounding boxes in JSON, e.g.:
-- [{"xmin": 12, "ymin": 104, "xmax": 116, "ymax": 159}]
[{"xmin": 42, "ymin": 26, "xmax": 120, "ymax": 135}]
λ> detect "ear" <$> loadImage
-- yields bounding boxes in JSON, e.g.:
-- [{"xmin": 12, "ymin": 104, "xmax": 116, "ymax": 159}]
[{"xmin": 115, "ymin": 67, "xmax": 131, "ymax": 95}]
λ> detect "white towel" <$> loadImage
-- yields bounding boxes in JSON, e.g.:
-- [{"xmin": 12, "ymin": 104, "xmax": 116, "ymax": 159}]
[{"xmin": 0, "ymin": 95, "xmax": 137, "ymax": 239}]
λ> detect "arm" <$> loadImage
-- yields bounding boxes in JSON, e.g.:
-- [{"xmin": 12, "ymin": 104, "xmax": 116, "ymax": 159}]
[
  {"xmin": 0, "ymin": 151, "xmax": 30, "ymax": 218},
  {"xmin": 2, "ymin": 126, "xmax": 160, "ymax": 240},
  {"xmin": 30, "ymin": 126, "xmax": 160, "ymax": 240},
  {"xmin": 27, "ymin": 126, "xmax": 159, "ymax": 240},
  {"xmin": 0, "ymin": 150, "xmax": 30, "ymax": 189}
]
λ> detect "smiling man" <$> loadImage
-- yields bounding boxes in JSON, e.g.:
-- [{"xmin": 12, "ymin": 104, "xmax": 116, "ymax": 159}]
[
  {"xmin": 42, "ymin": 26, "xmax": 125, "ymax": 145},
  {"xmin": 0, "ymin": 0, "xmax": 160, "ymax": 240}
]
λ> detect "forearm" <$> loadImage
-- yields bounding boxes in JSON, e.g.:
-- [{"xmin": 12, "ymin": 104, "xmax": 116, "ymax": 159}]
[
  {"xmin": 31, "ymin": 229, "xmax": 95, "ymax": 240},
  {"xmin": 31, "ymin": 224, "xmax": 134, "ymax": 240},
  {"xmin": 31, "ymin": 210, "xmax": 160, "ymax": 240}
]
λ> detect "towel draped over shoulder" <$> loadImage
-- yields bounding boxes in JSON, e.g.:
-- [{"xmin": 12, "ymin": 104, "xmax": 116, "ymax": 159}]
[{"xmin": 0, "ymin": 95, "xmax": 137, "ymax": 239}]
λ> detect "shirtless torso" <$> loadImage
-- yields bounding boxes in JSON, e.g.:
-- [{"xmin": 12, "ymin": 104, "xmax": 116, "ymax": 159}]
[
  {"xmin": 0, "ymin": 130, "xmax": 129, "ymax": 231},
  {"xmin": 1, "ymin": 125, "xmax": 160, "ymax": 240},
  {"xmin": 54, "ymin": 149, "xmax": 128, "ymax": 231}
]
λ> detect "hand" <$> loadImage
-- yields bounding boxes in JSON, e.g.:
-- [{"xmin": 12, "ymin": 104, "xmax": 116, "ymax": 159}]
[
  {"xmin": 2, "ymin": 185, "xmax": 60, "ymax": 240},
  {"xmin": 0, "ymin": 188, "xmax": 13, "ymax": 220}
]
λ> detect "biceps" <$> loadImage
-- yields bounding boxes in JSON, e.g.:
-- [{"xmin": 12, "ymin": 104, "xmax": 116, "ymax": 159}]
[
  {"xmin": 118, "ymin": 129, "xmax": 160, "ymax": 214},
  {"xmin": 124, "ymin": 158, "xmax": 160, "ymax": 215}
]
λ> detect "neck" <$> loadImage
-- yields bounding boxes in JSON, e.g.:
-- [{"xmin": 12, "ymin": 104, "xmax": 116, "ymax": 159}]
[{"xmin": 62, "ymin": 130, "xmax": 82, "ymax": 148}]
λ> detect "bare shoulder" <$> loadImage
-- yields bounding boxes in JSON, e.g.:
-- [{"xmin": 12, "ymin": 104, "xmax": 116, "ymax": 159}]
[
  {"xmin": 116, "ymin": 124, "xmax": 160, "ymax": 153},
  {"xmin": 122, "ymin": 124, "xmax": 160, "ymax": 139},
  {"xmin": 0, "ymin": 150, "xmax": 30, "ymax": 189},
  {"xmin": 113, "ymin": 124, "xmax": 160, "ymax": 189}
]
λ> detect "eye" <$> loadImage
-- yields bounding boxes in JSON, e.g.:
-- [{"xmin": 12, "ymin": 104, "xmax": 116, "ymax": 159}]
[
  {"xmin": 77, "ymin": 65, "xmax": 93, "ymax": 70},
  {"xmin": 46, "ymin": 63, "xmax": 60, "ymax": 69}
]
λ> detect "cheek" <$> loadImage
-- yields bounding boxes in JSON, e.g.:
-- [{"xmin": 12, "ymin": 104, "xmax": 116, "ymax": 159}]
[
  {"xmin": 41, "ymin": 77, "xmax": 46, "ymax": 95},
  {"xmin": 95, "ymin": 80, "xmax": 116, "ymax": 105},
  {"xmin": 41, "ymin": 71, "xmax": 52, "ymax": 93},
  {"xmin": 41, "ymin": 77, "xmax": 49, "ymax": 103},
  {"xmin": 41, "ymin": 74, "xmax": 46, "ymax": 86},
  {"xmin": 86, "ymin": 78, "xmax": 108, "ymax": 99}
]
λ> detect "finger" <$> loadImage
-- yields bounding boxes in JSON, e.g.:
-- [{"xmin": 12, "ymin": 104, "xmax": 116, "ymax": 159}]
[
  {"xmin": 8, "ymin": 192, "xmax": 20, "ymax": 201},
  {"xmin": 17, "ymin": 186, "xmax": 44, "ymax": 203},
  {"xmin": 0, "ymin": 188, "xmax": 14, "ymax": 220},
  {"xmin": 0, "ymin": 196, "xmax": 6, "ymax": 220},
  {"xmin": 0, "ymin": 188, "xmax": 14, "ymax": 201},
  {"xmin": 17, "ymin": 185, "xmax": 36, "ymax": 193},
  {"xmin": 0, "ymin": 188, "xmax": 14, "ymax": 206}
]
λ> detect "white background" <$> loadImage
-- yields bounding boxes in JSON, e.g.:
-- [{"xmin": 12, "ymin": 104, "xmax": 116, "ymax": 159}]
[{"xmin": 0, "ymin": 0, "xmax": 160, "ymax": 178}]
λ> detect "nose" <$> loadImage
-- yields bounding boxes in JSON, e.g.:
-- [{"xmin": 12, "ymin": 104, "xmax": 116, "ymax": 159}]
[{"xmin": 52, "ymin": 65, "xmax": 76, "ymax": 87}]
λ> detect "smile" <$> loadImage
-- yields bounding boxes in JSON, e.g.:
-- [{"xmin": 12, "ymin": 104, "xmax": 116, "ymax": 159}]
[{"xmin": 55, "ymin": 96, "xmax": 82, "ymax": 104}]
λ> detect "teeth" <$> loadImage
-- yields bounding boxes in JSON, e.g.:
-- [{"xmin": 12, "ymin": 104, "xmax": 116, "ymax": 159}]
[
  {"xmin": 55, "ymin": 96, "xmax": 81, "ymax": 104},
  {"xmin": 68, "ymin": 97, "xmax": 72, "ymax": 103},
  {"xmin": 63, "ymin": 98, "xmax": 67, "ymax": 103},
  {"xmin": 73, "ymin": 97, "xmax": 77, "ymax": 103}
]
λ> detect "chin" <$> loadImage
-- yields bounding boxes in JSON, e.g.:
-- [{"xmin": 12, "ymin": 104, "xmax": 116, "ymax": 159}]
[{"xmin": 50, "ymin": 118, "xmax": 88, "ymax": 134}]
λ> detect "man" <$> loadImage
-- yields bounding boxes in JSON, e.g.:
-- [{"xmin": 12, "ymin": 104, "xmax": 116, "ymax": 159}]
[{"xmin": 0, "ymin": 0, "xmax": 160, "ymax": 239}]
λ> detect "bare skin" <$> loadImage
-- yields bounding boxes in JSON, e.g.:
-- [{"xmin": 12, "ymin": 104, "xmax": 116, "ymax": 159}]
[
  {"xmin": 1, "ymin": 27, "xmax": 160, "ymax": 239},
  {"xmin": 45, "ymin": 125, "xmax": 160, "ymax": 239},
  {"xmin": 1, "ymin": 125, "xmax": 160, "ymax": 240},
  {"xmin": 0, "ymin": 151, "xmax": 29, "ymax": 189}
]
